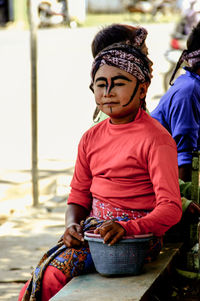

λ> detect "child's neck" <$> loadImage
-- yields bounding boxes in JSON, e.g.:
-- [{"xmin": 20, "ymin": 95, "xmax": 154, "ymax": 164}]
[{"xmin": 110, "ymin": 108, "xmax": 140, "ymax": 125}]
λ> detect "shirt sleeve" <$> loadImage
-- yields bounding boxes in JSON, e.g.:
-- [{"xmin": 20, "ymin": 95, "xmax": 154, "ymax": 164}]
[
  {"xmin": 168, "ymin": 89, "xmax": 199, "ymax": 166},
  {"xmin": 117, "ymin": 136, "xmax": 182, "ymax": 237},
  {"xmin": 67, "ymin": 133, "xmax": 93, "ymax": 210}
]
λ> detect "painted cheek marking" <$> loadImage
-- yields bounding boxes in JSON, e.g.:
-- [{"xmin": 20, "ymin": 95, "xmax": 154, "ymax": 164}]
[{"xmin": 122, "ymin": 81, "xmax": 139, "ymax": 107}]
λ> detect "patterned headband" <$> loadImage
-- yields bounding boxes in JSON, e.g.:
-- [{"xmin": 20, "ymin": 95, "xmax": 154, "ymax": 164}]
[
  {"xmin": 91, "ymin": 44, "xmax": 152, "ymax": 84},
  {"xmin": 170, "ymin": 48, "xmax": 200, "ymax": 85},
  {"xmin": 182, "ymin": 49, "xmax": 200, "ymax": 67}
]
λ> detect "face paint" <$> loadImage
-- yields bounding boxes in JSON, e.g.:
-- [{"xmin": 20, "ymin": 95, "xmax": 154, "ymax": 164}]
[
  {"xmin": 97, "ymin": 75, "xmax": 138, "ymax": 108},
  {"xmin": 95, "ymin": 75, "xmax": 132, "ymax": 96},
  {"xmin": 107, "ymin": 78, "xmax": 114, "ymax": 96},
  {"xmin": 94, "ymin": 72, "xmax": 139, "ymax": 111},
  {"xmin": 93, "ymin": 65, "xmax": 144, "ymax": 124},
  {"xmin": 122, "ymin": 80, "xmax": 139, "ymax": 107}
]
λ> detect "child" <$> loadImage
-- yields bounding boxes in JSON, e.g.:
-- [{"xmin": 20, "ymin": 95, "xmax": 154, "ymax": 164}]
[
  {"xmin": 19, "ymin": 25, "xmax": 182, "ymax": 301},
  {"xmin": 92, "ymin": 24, "xmax": 200, "ymax": 222}
]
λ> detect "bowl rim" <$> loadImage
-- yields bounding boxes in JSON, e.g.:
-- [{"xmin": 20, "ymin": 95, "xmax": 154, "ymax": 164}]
[{"xmin": 84, "ymin": 230, "xmax": 153, "ymax": 240}]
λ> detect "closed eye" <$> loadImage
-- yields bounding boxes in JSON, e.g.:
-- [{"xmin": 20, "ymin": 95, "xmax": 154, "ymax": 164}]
[
  {"xmin": 114, "ymin": 83, "xmax": 125, "ymax": 86},
  {"xmin": 97, "ymin": 83, "xmax": 106, "ymax": 87}
]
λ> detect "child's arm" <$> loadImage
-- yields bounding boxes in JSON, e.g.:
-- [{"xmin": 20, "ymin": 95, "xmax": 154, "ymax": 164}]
[
  {"xmin": 116, "ymin": 139, "xmax": 183, "ymax": 237},
  {"xmin": 63, "ymin": 204, "xmax": 89, "ymax": 248},
  {"xmin": 64, "ymin": 133, "xmax": 94, "ymax": 247}
]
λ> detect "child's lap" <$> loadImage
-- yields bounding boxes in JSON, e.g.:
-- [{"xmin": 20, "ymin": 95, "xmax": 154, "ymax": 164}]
[
  {"xmin": 49, "ymin": 244, "xmax": 95, "ymax": 277},
  {"xmin": 49, "ymin": 236, "xmax": 162, "ymax": 277}
]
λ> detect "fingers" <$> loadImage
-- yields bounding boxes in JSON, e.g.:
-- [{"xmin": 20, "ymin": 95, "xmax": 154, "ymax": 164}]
[
  {"xmin": 63, "ymin": 220, "xmax": 126, "ymax": 248},
  {"xmin": 64, "ymin": 234, "xmax": 82, "ymax": 248},
  {"xmin": 70, "ymin": 224, "xmax": 84, "ymax": 241},
  {"xmin": 103, "ymin": 229, "xmax": 124, "ymax": 246},
  {"xmin": 94, "ymin": 221, "xmax": 112, "ymax": 236},
  {"xmin": 108, "ymin": 232, "xmax": 125, "ymax": 246},
  {"xmin": 187, "ymin": 202, "xmax": 200, "ymax": 215},
  {"xmin": 94, "ymin": 221, "xmax": 125, "ymax": 246},
  {"xmin": 63, "ymin": 224, "xmax": 84, "ymax": 248}
]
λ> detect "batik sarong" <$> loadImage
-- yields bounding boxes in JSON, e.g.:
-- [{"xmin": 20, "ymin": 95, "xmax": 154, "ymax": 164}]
[{"xmin": 20, "ymin": 200, "xmax": 162, "ymax": 301}]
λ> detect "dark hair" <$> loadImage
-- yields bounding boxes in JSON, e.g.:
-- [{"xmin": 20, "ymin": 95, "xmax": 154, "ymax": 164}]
[
  {"xmin": 170, "ymin": 21, "xmax": 200, "ymax": 85},
  {"xmin": 91, "ymin": 24, "xmax": 138, "ymax": 58},
  {"xmin": 187, "ymin": 21, "xmax": 200, "ymax": 51}
]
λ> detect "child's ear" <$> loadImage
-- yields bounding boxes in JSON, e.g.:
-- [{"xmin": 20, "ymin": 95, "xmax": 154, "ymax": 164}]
[{"xmin": 139, "ymin": 82, "xmax": 148, "ymax": 99}]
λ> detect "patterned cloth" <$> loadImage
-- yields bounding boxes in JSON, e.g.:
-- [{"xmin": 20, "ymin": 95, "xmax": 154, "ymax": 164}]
[
  {"xmin": 170, "ymin": 48, "xmax": 200, "ymax": 85},
  {"xmin": 90, "ymin": 198, "xmax": 151, "ymax": 221},
  {"xmin": 21, "ymin": 202, "xmax": 162, "ymax": 301},
  {"xmin": 21, "ymin": 217, "xmax": 103, "ymax": 301},
  {"xmin": 91, "ymin": 43, "xmax": 152, "ymax": 84},
  {"xmin": 181, "ymin": 48, "xmax": 200, "ymax": 68}
]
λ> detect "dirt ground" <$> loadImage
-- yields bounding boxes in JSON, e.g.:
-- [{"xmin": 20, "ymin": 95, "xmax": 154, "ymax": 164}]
[{"xmin": 0, "ymin": 195, "xmax": 68, "ymax": 300}]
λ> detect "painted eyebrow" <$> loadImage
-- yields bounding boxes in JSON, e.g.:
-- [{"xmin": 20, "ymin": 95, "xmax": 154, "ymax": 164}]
[
  {"xmin": 95, "ymin": 77, "xmax": 107, "ymax": 83},
  {"xmin": 95, "ymin": 75, "xmax": 132, "ymax": 83},
  {"xmin": 112, "ymin": 75, "xmax": 132, "ymax": 82}
]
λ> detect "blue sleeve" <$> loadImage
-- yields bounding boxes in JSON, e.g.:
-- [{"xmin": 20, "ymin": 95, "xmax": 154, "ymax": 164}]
[{"xmin": 168, "ymin": 87, "xmax": 200, "ymax": 166}]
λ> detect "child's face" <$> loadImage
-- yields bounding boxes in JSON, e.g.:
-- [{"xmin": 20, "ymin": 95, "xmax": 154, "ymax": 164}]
[{"xmin": 93, "ymin": 64, "xmax": 148, "ymax": 124}]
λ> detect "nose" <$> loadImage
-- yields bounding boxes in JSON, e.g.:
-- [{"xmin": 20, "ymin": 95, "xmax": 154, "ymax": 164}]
[{"xmin": 103, "ymin": 86, "xmax": 112, "ymax": 97}]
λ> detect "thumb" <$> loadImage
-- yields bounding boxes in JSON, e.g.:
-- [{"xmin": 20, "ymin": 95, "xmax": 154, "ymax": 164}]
[
  {"xmin": 73, "ymin": 224, "xmax": 84, "ymax": 241},
  {"xmin": 74, "ymin": 224, "xmax": 83, "ymax": 234},
  {"xmin": 94, "ymin": 227, "xmax": 100, "ymax": 234}
]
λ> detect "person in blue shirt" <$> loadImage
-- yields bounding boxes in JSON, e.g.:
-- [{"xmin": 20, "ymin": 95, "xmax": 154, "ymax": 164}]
[
  {"xmin": 151, "ymin": 22, "xmax": 200, "ymax": 228},
  {"xmin": 151, "ymin": 22, "xmax": 200, "ymax": 183}
]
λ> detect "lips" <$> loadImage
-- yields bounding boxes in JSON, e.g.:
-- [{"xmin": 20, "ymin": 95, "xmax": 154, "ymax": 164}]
[{"xmin": 103, "ymin": 102, "xmax": 119, "ymax": 105}]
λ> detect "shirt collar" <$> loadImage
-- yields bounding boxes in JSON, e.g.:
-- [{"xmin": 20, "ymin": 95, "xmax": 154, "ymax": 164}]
[
  {"xmin": 183, "ymin": 67, "xmax": 200, "ymax": 82},
  {"xmin": 108, "ymin": 107, "xmax": 143, "ymax": 128}
]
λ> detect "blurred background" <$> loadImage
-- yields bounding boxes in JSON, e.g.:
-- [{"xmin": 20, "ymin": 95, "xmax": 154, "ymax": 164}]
[
  {"xmin": 0, "ymin": 0, "xmax": 200, "ymax": 211},
  {"xmin": 1, "ymin": 1, "xmax": 200, "ymax": 300}
]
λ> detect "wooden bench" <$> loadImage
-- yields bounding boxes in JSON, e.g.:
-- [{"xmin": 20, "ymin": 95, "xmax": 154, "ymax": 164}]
[{"xmin": 50, "ymin": 242, "xmax": 182, "ymax": 301}]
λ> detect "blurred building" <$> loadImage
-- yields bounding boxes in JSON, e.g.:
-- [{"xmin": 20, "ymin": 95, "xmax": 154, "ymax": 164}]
[
  {"xmin": 0, "ymin": 0, "xmax": 28, "ymax": 27},
  {"xmin": 0, "ymin": 0, "xmax": 129, "ymax": 28},
  {"xmin": 68, "ymin": 0, "xmax": 86, "ymax": 23},
  {"xmin": 0, "ymin": 0, "xmax": 14, "ymax": 25},
  {"xmin": 4, "ymin": 0, "xmax": 87, "ymax": 28},
  {"xmin": 86, "ymin": 0, "xmax": 123, "ymax": 13}
]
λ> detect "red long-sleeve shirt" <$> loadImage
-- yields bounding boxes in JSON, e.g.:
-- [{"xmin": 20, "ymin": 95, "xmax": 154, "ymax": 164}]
[{"xmin": 68, "ymin": 108, "xmax": 182, "ymax": 236}]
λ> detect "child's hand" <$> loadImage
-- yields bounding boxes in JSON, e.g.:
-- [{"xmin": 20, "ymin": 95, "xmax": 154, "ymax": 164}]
[
  {"xmin": 63, "ymin": 223, "xmax": 84, "ymax": 248},
  {"xmin": 94, "ymin": 220, "xmax": 125, "ymax": 246}
]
